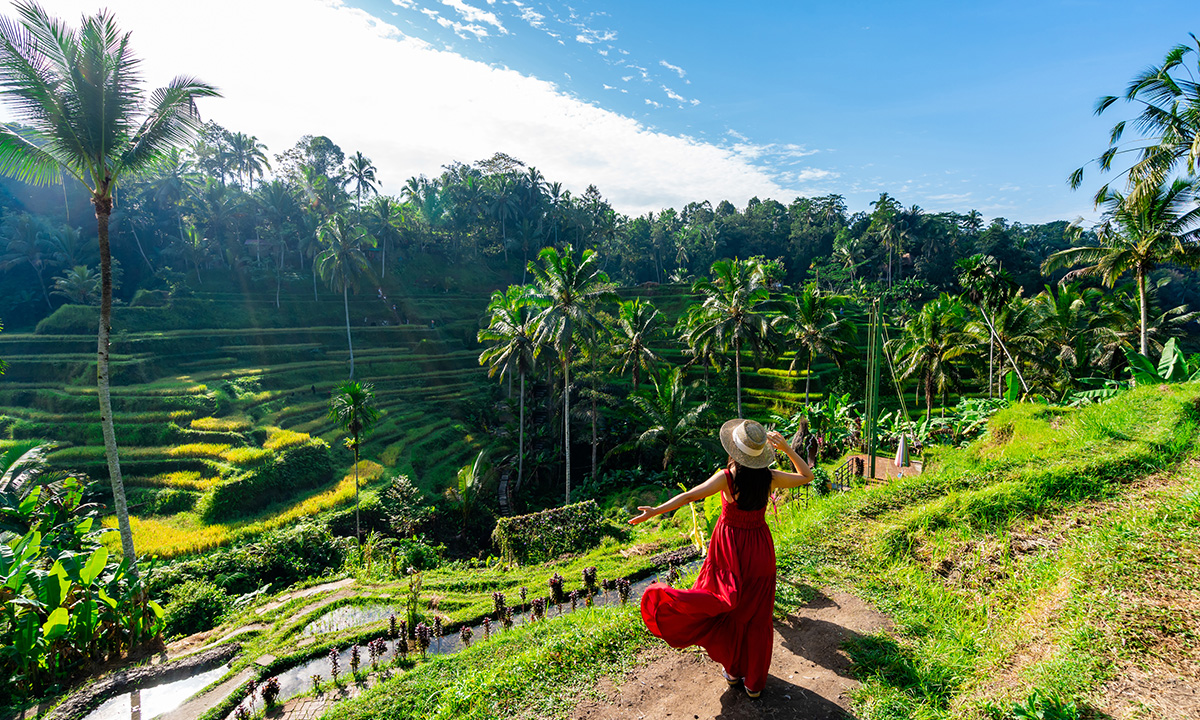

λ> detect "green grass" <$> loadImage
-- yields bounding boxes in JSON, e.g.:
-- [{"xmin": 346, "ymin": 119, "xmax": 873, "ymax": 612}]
[
  {"xmin": 320, "ymin": 603, "xmax": 652, "ymax": 720},
  {"xmin": 759, "ymin": 382, "xmax": 1200, "ymax": 718}
]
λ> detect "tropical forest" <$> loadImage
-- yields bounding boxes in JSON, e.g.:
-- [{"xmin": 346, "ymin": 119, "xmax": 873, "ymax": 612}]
[{"xmin": 1, "ymin": 3, "xmax": 1199, "ymax": 720}]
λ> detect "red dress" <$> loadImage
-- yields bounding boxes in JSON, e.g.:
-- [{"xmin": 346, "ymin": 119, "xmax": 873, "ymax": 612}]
[{"xmin": 640, "ymin": 475, "xmax": 776, "ymax": 693}]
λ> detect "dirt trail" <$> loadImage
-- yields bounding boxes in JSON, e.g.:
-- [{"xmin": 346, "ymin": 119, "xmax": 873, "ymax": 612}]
[{"xmin": 572, "ymin": 589, "xmax": 889, "ymax": 720}]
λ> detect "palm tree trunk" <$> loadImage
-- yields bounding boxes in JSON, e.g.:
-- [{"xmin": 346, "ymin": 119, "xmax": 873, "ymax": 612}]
[
  {"xmin": 33, "ymin": 263, "xmax": 51, "ymax": 309},
  {"xmin": 988, "ymin": 338, "xmax": 994, "ymax": 398},
  {"xmin": 344, "ymin": 285, "xmax": 355, "ymax": 379},
  {"xmin": 354, "ymin": 439, "xmax": 361, "ymax": 544},
  {"xmin": 805, "ymin": 355, "xmax": 812, "ymax": 405},
  {"xmin": 1137, "ymin": 269, "xmax": 1148, "ymax": 356},
  {"xmin": 313, "ymin": 264, "xmax": 319, "ymax": 302},
  {"xmin": 925, "ymin": 369, "xmax": 933, "ymax": 422},
  {"xmin": 381, "ymin": 236, "xmax": 387, "ymax": 278},
  {"xmin": 95, "ymin": 200, "xmax": 137, "ymax": 570},
  {"xmin": 128, "ymin": 222, "xmax": 154, "ymax": 273},
  {"xmin": 516, "ymin": 372, "xmax": 525, "ymax": 493},
  {"xmin": 734, "ymin": 338, "xmax": 743, "ymax": 418},
  {"xmin": 563, "ymin": 353, "xmax": 571, "ymax": 505}
]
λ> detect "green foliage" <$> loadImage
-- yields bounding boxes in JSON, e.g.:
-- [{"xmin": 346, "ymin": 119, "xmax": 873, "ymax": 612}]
[
  {"xmin": 162, "ymin": 579, "xmax": 230, "ymax": 637},
  {"xmin": 148, "ymin": 521, "xmax": 345, "ymax": 599},
  {"xmin": 491, "ymin": 500, "xmax": 605, "ymax": 565},
  {"xmin": 381, "ymin": 475, "xmax": 435, "ymax": 537},
  {"xmin": 0, "ymin": 466, "xmax": 165, "ymax": 700},
  {"xmin": 992, "ymin": 690, "xmax": 1080, "ymax": 720},
  {"xmin": 204, "ymin": 439, "xmax": 333, "ymax": 521}
]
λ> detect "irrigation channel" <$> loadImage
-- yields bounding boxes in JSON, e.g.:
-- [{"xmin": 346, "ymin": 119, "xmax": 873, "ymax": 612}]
[{"xmin": 80, "ymin": 560, "xmax": 702, "ymax": 720}]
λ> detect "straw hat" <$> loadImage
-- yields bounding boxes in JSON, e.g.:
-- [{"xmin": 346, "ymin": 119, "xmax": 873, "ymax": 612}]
[{"xmin": 719, "ymin": 418, "xmax": 776, "ymax": 469}]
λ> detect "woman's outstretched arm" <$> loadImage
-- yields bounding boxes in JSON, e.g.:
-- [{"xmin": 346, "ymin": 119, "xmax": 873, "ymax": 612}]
[
  {"xmin": 767, "ymin": 430, "xmax": 814, "ymax": 489},
  {"xmin": 628, "ymin": 469, "xmax": 728, "ymax": 525}
]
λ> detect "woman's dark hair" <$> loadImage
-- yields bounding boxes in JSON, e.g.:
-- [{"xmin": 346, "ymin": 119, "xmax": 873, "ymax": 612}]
[{"xmin": 726, "ymin": 460, "xmax": 772, "ymax": 511}]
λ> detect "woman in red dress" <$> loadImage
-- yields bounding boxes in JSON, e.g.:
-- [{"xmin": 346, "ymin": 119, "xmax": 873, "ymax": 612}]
[{"xmin": 630, "ymin": 418, "xmax": 813, "ymax": 698}]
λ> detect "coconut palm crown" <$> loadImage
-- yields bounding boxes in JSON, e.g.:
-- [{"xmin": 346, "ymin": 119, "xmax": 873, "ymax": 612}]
[{"xmin": 0, "ymin": 1, "xmax": 219, "ymax": 567}]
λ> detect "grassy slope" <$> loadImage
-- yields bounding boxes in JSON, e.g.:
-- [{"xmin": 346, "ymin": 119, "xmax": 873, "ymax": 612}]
[
  {"xmin": 775, "ymin": 382, "xmax": 1200, "ymax": 718},
  {"xmin": 309, "ymin": 383, "xmax": 1200, "ymax": 720}
]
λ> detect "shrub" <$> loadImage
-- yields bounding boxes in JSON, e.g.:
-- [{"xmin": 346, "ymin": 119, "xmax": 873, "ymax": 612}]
[
  {"xmin": 149, "ymin": 521, "xmax": 345, "ymax": 599},
  {"xmin": 204, "ymin": 439, "xmax": 333, "ymax": 520},
  {"xmin": 381, "ymin": 475, "xmax": 435, "ymax": 536},
  {"xmin": 163, "ymin": 579, "xmax": 230, "ymax": 637},
  {"xmin": 811, "ymin": 466, "xmax": 833, "ymax": 496},
  {"xmin": 491, "ymin": 500, "xmax": 604, "ymax": 564}
]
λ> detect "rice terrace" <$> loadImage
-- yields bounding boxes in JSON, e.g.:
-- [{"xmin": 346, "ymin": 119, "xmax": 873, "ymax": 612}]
[{"xmin": 2, "ymin": 2, "xmax": 1200, "ymax": 719}]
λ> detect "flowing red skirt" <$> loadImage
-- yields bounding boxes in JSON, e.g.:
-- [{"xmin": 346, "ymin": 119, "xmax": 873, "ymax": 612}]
[{"xmin": 640, "ymin": 494, "xmax": 776, "ymax": 693}]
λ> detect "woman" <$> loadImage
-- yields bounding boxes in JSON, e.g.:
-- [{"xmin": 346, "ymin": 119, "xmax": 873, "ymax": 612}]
[{"xmin": 630, "ymin": 418, "xmax": 813, "ymax": 698}]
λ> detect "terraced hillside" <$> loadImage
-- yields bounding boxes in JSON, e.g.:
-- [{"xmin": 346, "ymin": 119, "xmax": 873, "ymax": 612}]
[{"xmin": 0, "ymin": 281, "xmax": 496, "ymax": 557}]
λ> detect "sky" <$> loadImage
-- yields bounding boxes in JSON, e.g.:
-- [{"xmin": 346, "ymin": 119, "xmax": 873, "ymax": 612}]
[{"xmin": 6, "ymin": 0, "xmax": 1200, "ymax": 224}]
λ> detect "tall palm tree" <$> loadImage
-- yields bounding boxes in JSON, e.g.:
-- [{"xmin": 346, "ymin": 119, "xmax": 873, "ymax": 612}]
[
  {"xmin": 1073, "ymin": 34, "xmax": 1200, "ymax": 202},
  {"xmin": 610, "ymin": 298, "xmax": 662, "ymax": 389},
  {"xmin": 345, "ymin": 151, "xmax": 378, "ymax": 212},
  {"xmin": 329, "ymin": 380, "xmax": 379, "ymax": 544},
  {"xmin": 690, "ymin": 258, "xmax": 775, "ymax": 417},
  {"xmin": 957, "ymin": 254, "xmax": 1026, "ymax": 394},
  {"xmin": 627, "ymin": 366, "xmax": 711, "ymax": 470},
  {"xmin": 364, "ymin": 195, "xmax": 403, "ymax": 278},
  {"xmin": 887, "ymin": 294, "xmax": 971, "ymax": 420},
  {"xmin": 527, "ymin": 245, "xmax": 614, "ymax": 505},
  {"xmin": 0, "ymin": 2, "xmax": 219, "ymax": 567},
  {"xmin": 1043, "ymin": 179, "xmax": 1200, "ymax": 356},
  {"xmin": 228, "ymin": 131, "xmax": 269, "ymax": 190},
  {"xmin": 478, "ymin": 285, "xmax": 538, "ymax": 494},
  {"xmin": 773, "ymin": 285, "xmax": 856, "ymax": 404},
  {"xmin": 316, "ymin": 214, "xmax": 374, "ymax": 379}
]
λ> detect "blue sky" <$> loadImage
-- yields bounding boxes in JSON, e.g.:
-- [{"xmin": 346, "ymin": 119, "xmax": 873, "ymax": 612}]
[{"xmin": 12, "ymin": 0, "xmax": 1200, "ymax": 224}]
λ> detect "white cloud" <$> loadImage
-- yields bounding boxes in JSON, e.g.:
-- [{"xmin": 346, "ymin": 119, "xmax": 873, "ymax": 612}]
[
  {"xmin": 644, "ymin": 98, "xmax": 663, "ymax": 109},
  {"xmin": 659, "ymin": 60, "xmax": 685, "ymax": 78},
  {"xmin": 15, "ymin": 0, "xmax": 803, "ymax": 215},
  {"xmin": 440, "ymin": 0, "xmax": 508, "ymax": 34}
]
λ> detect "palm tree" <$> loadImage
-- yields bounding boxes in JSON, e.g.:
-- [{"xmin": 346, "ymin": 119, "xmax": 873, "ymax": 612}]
[
  {"xmin": 1032, "ymin": 283, "xmax": 1104, "ymax": 394},
  {"xmin": 478, "ymin": 285, "xmax": 538, "ymax": 494},
  {"xmin": 0, "ymin": 2, "xmax": 219, "ymax": 568},
  {"xmin": 1043, "ymin": 179, "xmax": 1200, "ymax": 356},
  {"xmin": 51, "ymin": 265, "xmax": 100, "ymax": 305},
  {"xmin": 228, "ymin": 131, "xmax": 269, "ymax": 190},
  {"xmin": 316, "ymin": 214, "xmax": 374, "ymax": 379},
  {"xmin": 689, "ymin": 258, "xmax": 775, "ymax": 417},
  {"xmin": 364, "ymin": 195, "xmax": 403, "ymax": 277},
  {"xmin": 957, "ymin": 254, "xmax": 1027, "ymax": 395},
  {"xmin": 527, "ymin": 245, "xmax": 614, "ymax": 505},
  {"xmin": 627, "ymin": 366, "xmax": 711, "ymax": 470},
  {"xmin": 346, "ymin": 151, "xmax": 378, "ymax": 212},
  {"xmin": 1073, "ymin": 34, "xmax": 1200, "ymax": 201},
  {"xmin": 887, "ymin": 294, "xmax": 971, "ymax": 420},
  {"xmin": 773, "ymin": 285, "xmax": 856, "ymax": 404},
  {"xmin": 610, "ymin": 298, "xmax": 662, "ymax": 389},
  {"xmin": 329, "ymin": 380, "xmax": 379, "ymax": 544}
]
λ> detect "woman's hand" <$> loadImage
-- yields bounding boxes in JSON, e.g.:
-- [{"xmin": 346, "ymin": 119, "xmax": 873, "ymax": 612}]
[
  {"xmin": 766, "ymin": 430, "xmax": 791, "ymax": 452},
  {"xmin": 628, "ymin": 506, "xmax": 657, "ymax": 525}
]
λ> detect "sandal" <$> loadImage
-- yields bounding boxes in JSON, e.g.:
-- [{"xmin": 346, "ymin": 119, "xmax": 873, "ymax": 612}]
[
  {"xmin": 746, "ymin": 688, "xmax": 762, "ymax": 698},
  {"xmin": 721, "ymin": 670, "xmax": 740, "ymax": 686}
]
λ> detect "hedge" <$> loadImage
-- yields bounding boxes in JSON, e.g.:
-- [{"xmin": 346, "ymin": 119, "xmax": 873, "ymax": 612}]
[
  {"xmin": 203, "ymin": 439, "xmax": 333, "ymax": 521},
  {"xmin": 491, "ymin": 500, "xmax": 604, "ymax": 565}
]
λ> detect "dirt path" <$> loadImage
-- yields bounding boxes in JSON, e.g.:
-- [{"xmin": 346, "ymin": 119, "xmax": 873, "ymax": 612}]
[{"xmin": 572, "ymin": 589, "xmax": 890, "ymax": 720}]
